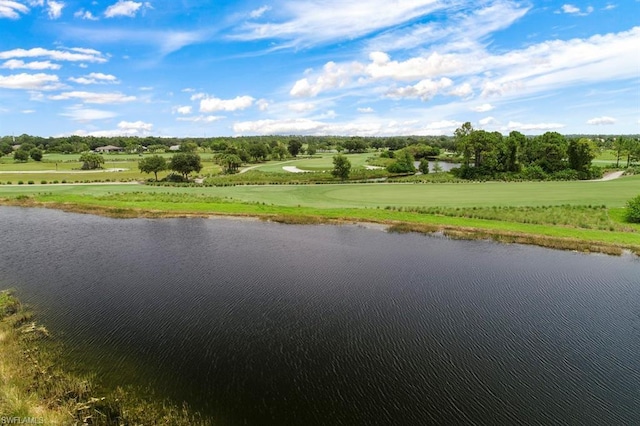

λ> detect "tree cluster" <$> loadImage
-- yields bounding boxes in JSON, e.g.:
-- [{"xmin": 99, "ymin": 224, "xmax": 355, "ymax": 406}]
[
  {"xmin": 453, "ymin": 122, "xmax": 602, "ymax": 180},
  {"xmin": 138, "ymin": 153, "xmax": 202, "ymax": 181}
]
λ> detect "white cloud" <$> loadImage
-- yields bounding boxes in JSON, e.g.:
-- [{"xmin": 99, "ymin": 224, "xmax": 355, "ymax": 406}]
[
  {"xmin": 104, "ymin": 0, "xmax": 151, "ymax": 18},
  {"xmin": 233, "ymin": 118, "xmax": 462, "ymax": 137},
  {"xmin": 366, "ymin": 51, "xmax": 463, "ymax": 81},
  {"xmin": 478, "ymin": 116, "xmax": 498, "ymax": 126},
  {"xmin": 357, "ymin": 107, "xmax": 374, "ymax": 113},
  {"xmin": 472, "ymin": 103, "xmax": 494, "ymax": 112},
  {"xmin": 386, "ymin": 78, "xmax": 453, "ymax": 101},
  {"xmin": 587, "ymin": 116, "xmax": 617, "ymax": 125},
  {"xmin": 118, "ymin": 120, "xmax": 152, "ymax": 131},
  {"xmin": 366, "ymin": 1, "xmax": 530, "ymax": 53},
  {"xmin": 199, "ymin": 95, "xmax": 254, "ymax": 112},
  {"xmin": 49, "ymin": 91, "xmax": 136, "ymax": 103},
  {"xmin": 60, "ymin": 107, "xmax": 118, "ymax": 121},
  {"xmin": 290, "ymin": 61, "xmax": 364, "ymax": 97},
  {"xmin": 288, "ymin": 102, "xmax": 316, "ymax": 112},
  {"xmin": 1, "ymin": 59, "xmax": 61, "ymax": 70},
  {"xmin": 234, "ymin": 0, "xmax": 448, "ymax": 48},
  {"xmin": 47, "ymin": 0, "xmax": 63, "ymax": 19},
  {"xmin": 234, "ymin": 118, "xmax": 357, "ymax": 136},
  {"xmin": 74, "ymin": 9, "xmax": 98, "ymax": 20},
  {"xmin": 0, "ymin": 73, "xmax": 62, "ymax": 90},
  {"xmin": 0, "ymin": 1, "xmax": 29, "ymax": 19},
  {"xmin": 561, "ymin": 4, "xmax": 593, "ymax": 16},
  {"xmin": 174, "ymin": 105, "xmax": 192, "ymax": 115},
  {"xmin": 22, "ymin": 109, "xmax": 35, "ymax": 114},
  {"xmin": 256, "ymin": 99, "xmax": 269, "ymax": 111},
  {"xmin": 448, "ymin": 82, "xmax": 473, "ymax": 98},
  {"xmin": 249, "ymin": 5, "xmax": 270, "ymax": 18},
  {"xmin": 73, "ymin": 120, "xmax": 153, "ymax": 137},
  {"xmin": 176, "ymin": 115, "xmax": 224, "ymax": 123},
  {"xmin": 0, "ymin": 47, "xmax": 107, "ymax": 63},
  {"xmin": 561, "ymin": 4, "xmax": 580, "ymax": 14},
  {"xmin": 507, "ymin": 121, "xmax": 565, "ymax": 131},
  {"xmin": 69, "ymin": 72, "xmax": 119, "ymax": 85},
  {"xmin": 288, "ymin": 26, "xmax": 640, "ymax": 103}
]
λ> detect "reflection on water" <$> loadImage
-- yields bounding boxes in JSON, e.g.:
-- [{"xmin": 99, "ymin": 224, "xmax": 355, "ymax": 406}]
[{"xmin": 0, "ymin": 206, "xmax": 638, "ymax": 425}]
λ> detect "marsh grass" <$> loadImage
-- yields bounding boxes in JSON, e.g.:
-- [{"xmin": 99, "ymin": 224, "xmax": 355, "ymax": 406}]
[
  {"xmin": 201, "ymin": 169, "xmax": 389, "ymax": 186},
  {"xmin": 0, "ymin": 290, "xmax": 213, "ymax": 425},
  {"xmin": 384, "ymin": 204, "xmax": 636, "ymax": 232}
]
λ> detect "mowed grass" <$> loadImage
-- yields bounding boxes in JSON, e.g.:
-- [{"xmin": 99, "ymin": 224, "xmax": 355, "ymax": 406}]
[
  {"xmin": 1, "ymin": 176, "xmax": 639, "ymax": 251},
  {"xmin": 1, "ymin": 175, "xmax": 638, "ymax": 209},
  {"xmin": 0, "ymin": 158, "xmax": 222, "ymax": 183},
  {"xmin": 251, "ymin": 153, "xmax": 373, "ymax": 172}
]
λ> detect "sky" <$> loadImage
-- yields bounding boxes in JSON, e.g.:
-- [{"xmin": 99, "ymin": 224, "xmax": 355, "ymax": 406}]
[{"xmin": 0, "ymin": 0, "xmax": 638, "ymax": 138}]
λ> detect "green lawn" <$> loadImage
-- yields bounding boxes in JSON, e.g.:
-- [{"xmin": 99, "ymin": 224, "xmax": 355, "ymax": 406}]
[
  {"xmin": 1, "ymin": 176, "xmax": 639, "ymax": 252},
  {"xmin": 247, "ymin": 153, "xmax": 374, "ymax": 172},
  {"xmin": 1, "ymin": 175, "xmax": 638, "ymax": 209}
]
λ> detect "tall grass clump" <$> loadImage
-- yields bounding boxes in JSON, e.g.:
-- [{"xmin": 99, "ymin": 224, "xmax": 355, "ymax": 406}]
[
  {"xmin": 626, "ymin": 195, "xmax": 640, "ymax": 223},
  {"xmin": 0, "ymin": 290, "xmax": 213, "ymax": 425}
]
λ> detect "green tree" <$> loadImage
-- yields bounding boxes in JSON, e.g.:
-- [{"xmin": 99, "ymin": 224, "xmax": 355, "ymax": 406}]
[
  {"xmin": 288, "ymin": 139, "xmax": 302, "ymax": 157},
  {"xmin": 148, "ymin": 144, "xmax": 167, "ymax": 153},
  {"xmin": 271, "ymin": 144, "xmax": 289, "ymax": 160},
  {"xmin": 331, "ymin": 154, "xmax": 351, "ymax": 180},
  {"xmin": 613, "ymin": 137, "xmax": 627, "ymax": 168},
  {"xmin": 627, "ymin": 138, "xmax": 640, "ymax": 167},
  {"xmin": 219, "ymin": 153, "xmax": 242, "ymax": 174},
  {"xmin": 179, "ymin": 142, "xmax": 199, "ymax": 153},
  {"xmin": 0, "ymin": 142, "xmax": 12, "ymax": 155},
  {"xmin": 454, "ymin": 121, "xmax": 474, "ymax": 167},
  {"xmin": 248, "ymin": 143, "xmax": 269, "ymax": 162},
  {"xmin": 170, "ymin": 153, "xmax": 202, "ymax": 179},
  {"xmin": 418, "ymin": 158, "xmax": 430, "ymax": 174},
  {"xmin": 387, "ymin": 149, "xmax": 416, "ymax": 174},
  {"xmin": 138, "ymin": 155, "xmax": 168, "ymax": 181},
  {"xmin": 534, "ymin": 132, "xmax": 567, "ymax": 173},
  {"xmin": 306, "ymin": 144, "xmax": 317, "ymax": 156},
  {"xmin": 504, "ymin": 131, "xmax": 525, "ymax": 172},
  {"xmin": 29, "ymin": 148, "xmax": 43, "ymax": 162},
  {"xmin": 13, "ymin": 150, "xmax": 29, "ymax": 162},
  {"xmin": 79, "ymin": 152, "xmax": 105, "ymax": 170},
  {"xmin": 567, "ymin": 138, "xmax": 596, "ymax": 173}
]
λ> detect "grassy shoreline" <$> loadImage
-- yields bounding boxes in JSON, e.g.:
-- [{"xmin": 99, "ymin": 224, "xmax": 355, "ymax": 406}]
[
  {"xmin": 1, "ymin": 192, "xmax": 638, "ymax": 256},
  {"xmin": 0, "ymin": 290, "xmax": 213, "ymax": 425}
]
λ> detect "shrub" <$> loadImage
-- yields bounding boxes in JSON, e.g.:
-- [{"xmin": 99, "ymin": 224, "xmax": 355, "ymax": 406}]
[
  {"xmin": 626, "ymin": 195, "xmax": 640, "ymax": 223},
  {"xmin": 521, "ymin": 165, "xmax": 547, "ymax": 181},
  {"xmin": 28, "ymin": 180, "xmax": 34, "ymax": 185},
  {"xmin": 40, "ymin": 180, "xmax": 47, "ymax": 184}
]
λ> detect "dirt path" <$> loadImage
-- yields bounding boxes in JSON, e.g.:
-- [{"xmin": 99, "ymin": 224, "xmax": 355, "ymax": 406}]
[
  {"xmin": 282, "ymin": 166, "xmax": 310, "ymax": 173},
  {"xmin": 239, "ymin": 160, "xmax": 295, "ymax": 174},
  {"xmin": 593, "ymin": 171, "xmax": 624, "ymax": 182}
]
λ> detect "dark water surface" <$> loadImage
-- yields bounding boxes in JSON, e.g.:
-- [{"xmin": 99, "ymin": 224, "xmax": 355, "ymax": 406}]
[{"xmin": 0, "ymin": 206, "xmax": 639, "ymax": 425}]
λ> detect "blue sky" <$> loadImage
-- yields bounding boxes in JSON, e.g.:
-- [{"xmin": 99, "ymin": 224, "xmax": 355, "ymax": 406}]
[{"xmin": 0, "ymin": 0, "xmax": 638, "ymax": 137}]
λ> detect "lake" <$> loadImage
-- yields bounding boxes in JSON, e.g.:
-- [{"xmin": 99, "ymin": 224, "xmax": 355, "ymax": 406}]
[{"xmin": 0, "ymin": 206, "xmax": 638, "ymax": 425}]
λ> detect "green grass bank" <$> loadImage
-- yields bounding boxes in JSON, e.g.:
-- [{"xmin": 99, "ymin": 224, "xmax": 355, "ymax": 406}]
[
  {"xmin": 1, "ymin": 176, "xmax": 639, "ymax": 256},
  {"xmin": 0, "ymin": 290, "xmax": 213, "ymax": 425}
]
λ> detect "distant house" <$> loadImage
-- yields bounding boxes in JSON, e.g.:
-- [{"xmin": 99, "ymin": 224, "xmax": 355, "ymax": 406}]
[
  {"xmin": 169, "ymin": 145, "xmax": 181, "ymax": 151},
  {"xmin": 95, "ymin": 145, "xmax": 124, "ymax": 153}
]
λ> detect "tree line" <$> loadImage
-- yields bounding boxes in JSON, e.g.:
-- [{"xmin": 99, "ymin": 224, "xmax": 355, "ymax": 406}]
[{"xmin": 452, "ymin": 122, "xmax": 640, "ymax": 180}]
